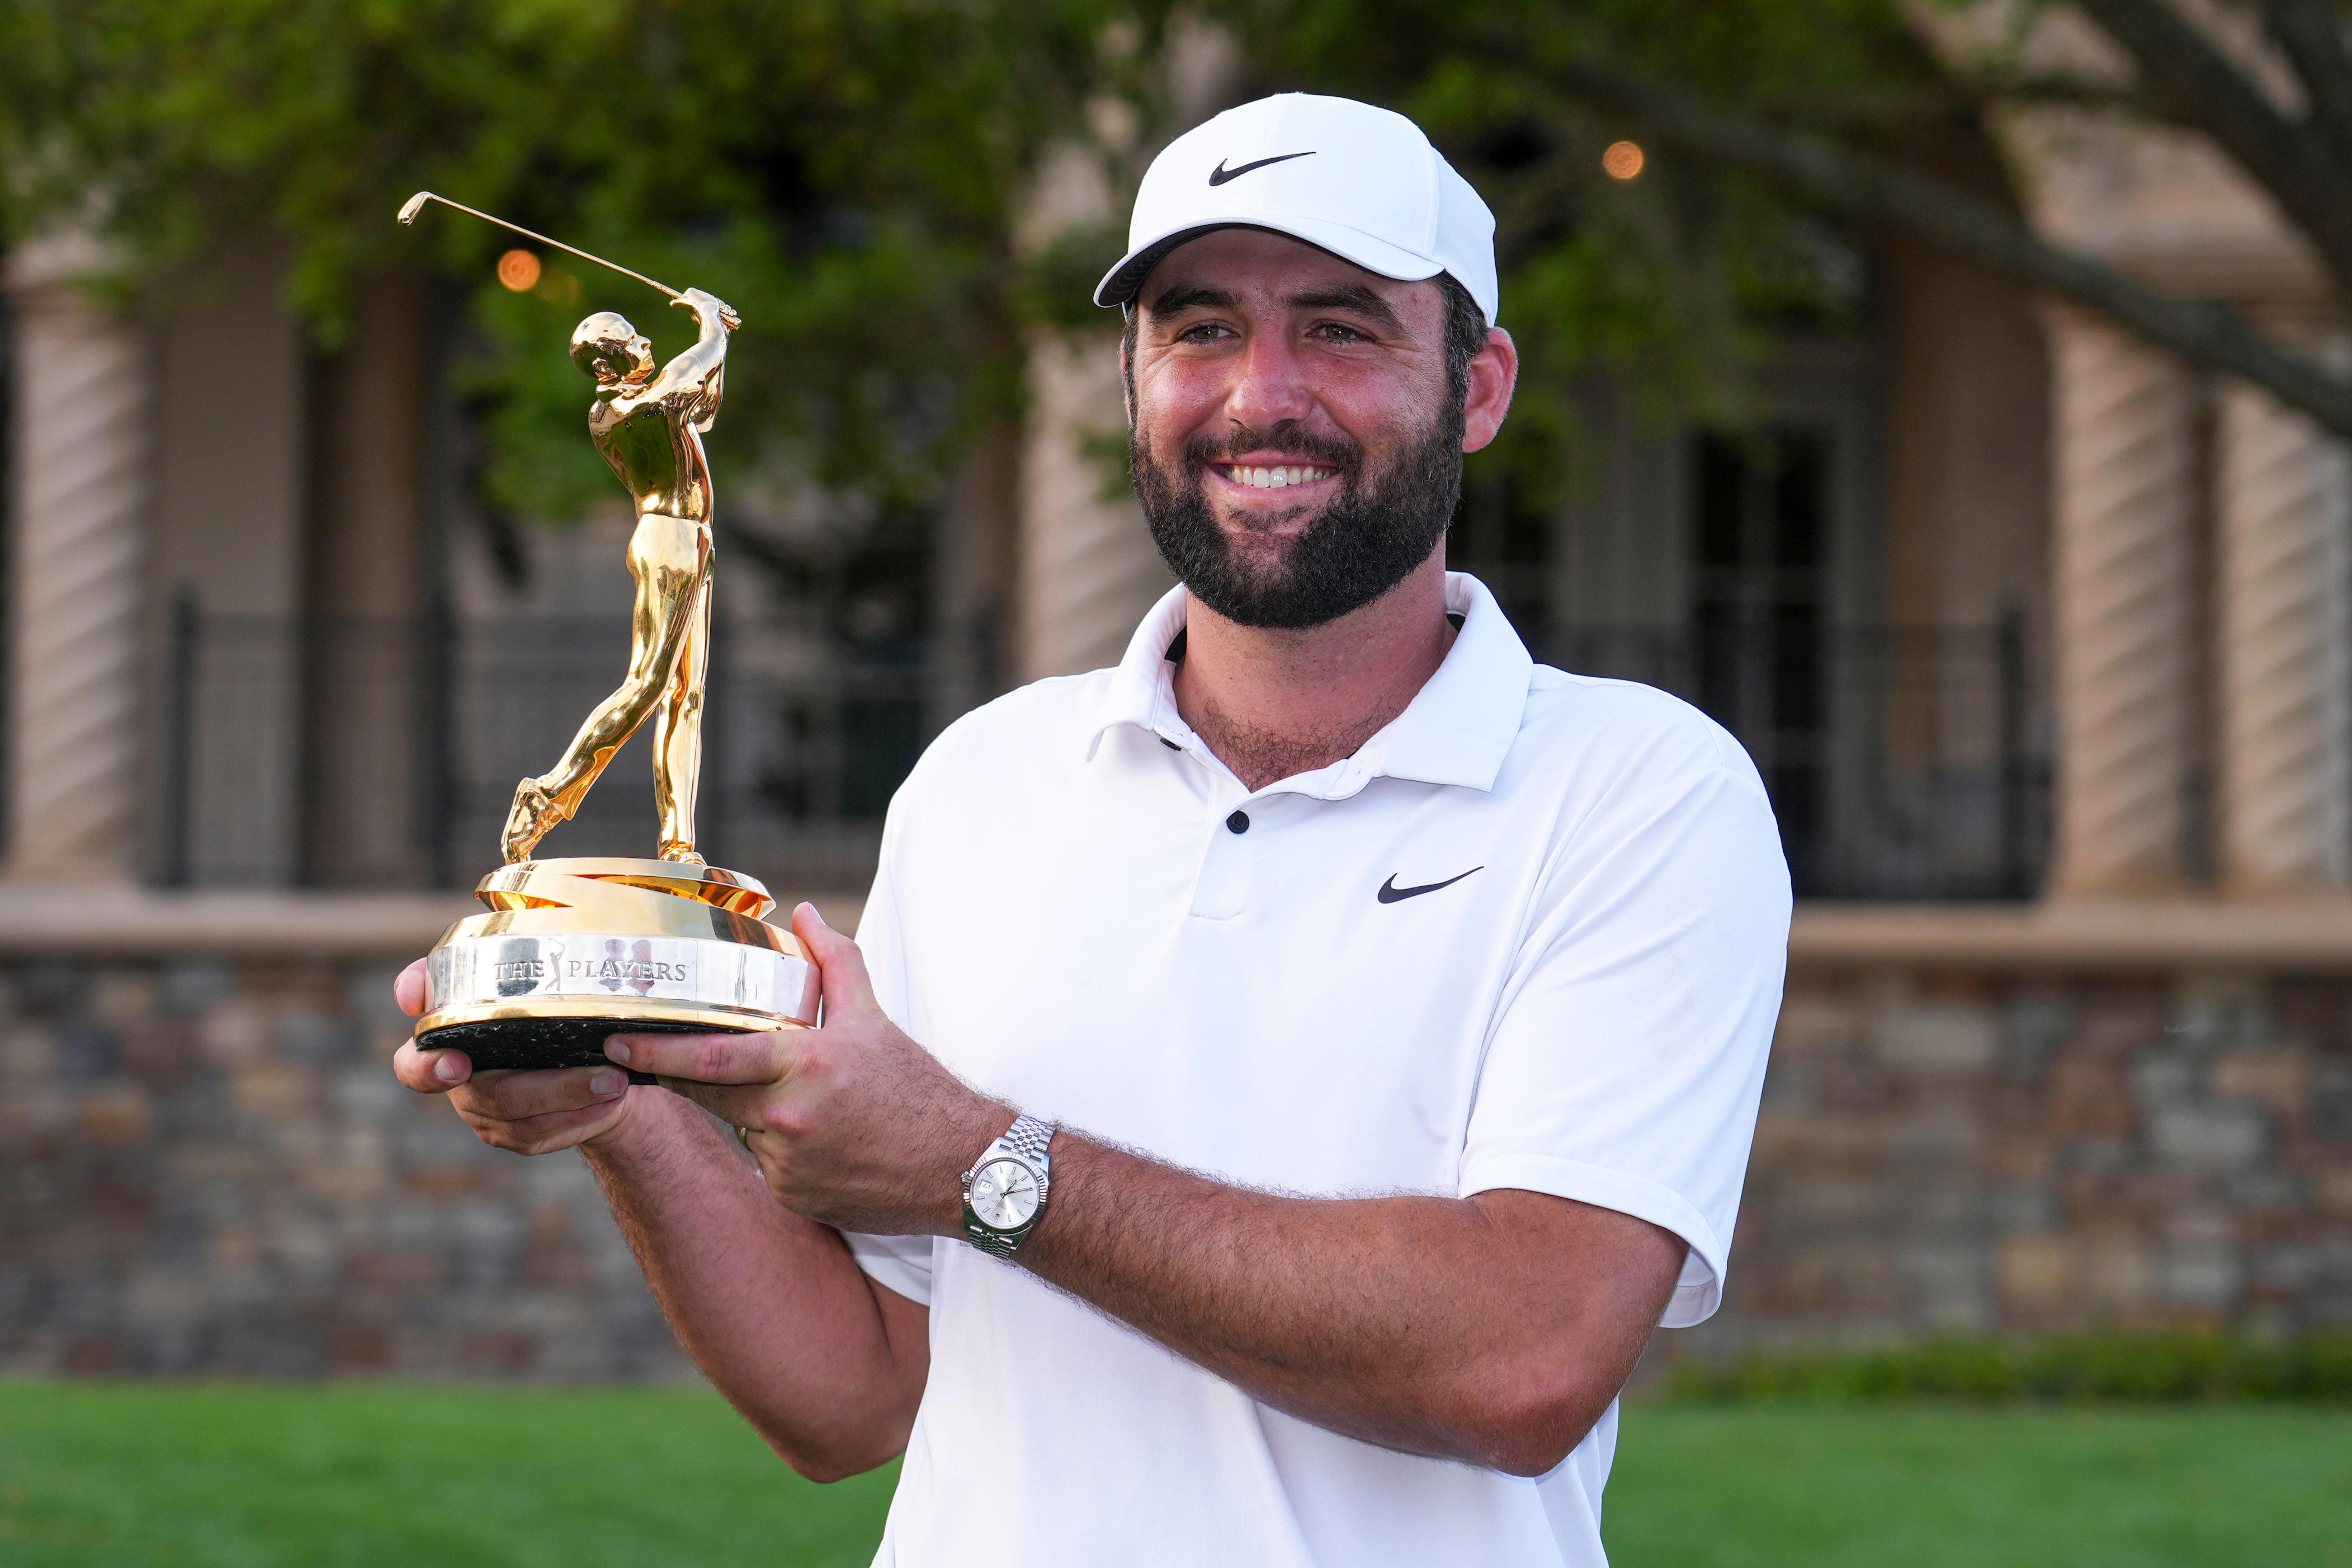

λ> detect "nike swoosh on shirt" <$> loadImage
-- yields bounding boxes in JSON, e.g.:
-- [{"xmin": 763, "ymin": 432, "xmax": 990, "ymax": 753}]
[
  {"xmin": 1207, "ymin": 152, "xmax": 1315, "ymax": 186},
  {"xmin": 1377, "ymin": 867, "xmax": 1482, "ymax": 904}
]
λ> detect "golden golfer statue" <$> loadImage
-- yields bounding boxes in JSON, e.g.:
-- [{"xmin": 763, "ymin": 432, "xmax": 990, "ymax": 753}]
[
  {"xmin": 398, "ymin": 192, "xmax": 817, "ymax": 1073},
  {"xmin": 501, "ymin": 286, "xmax": 740, "ymax": 864}
]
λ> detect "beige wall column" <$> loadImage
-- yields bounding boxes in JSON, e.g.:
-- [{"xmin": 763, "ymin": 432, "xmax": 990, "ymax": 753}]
[
  {"xmin": 4, "ymin": 238, "xmax": 152, "ymax": 882},
  {"xmin": 2045, "ymin": 305, "xmax": 2198, "ymax": 898},
  {"xmin": 146, "ymin": 244, "xmax": 309, "ymax": 885},
  {"xmin": 1016, "ymin": 334, "xmax": 1170, "ymax": 680},
  {"xmin": 2214, "ymin": 375, "xmax": 2352, "ymax": 895},
  {"xmin": 1011, "ymin": 134, "xmax": 1173, "ymax": 683},
  {"xmin": 300, "ymin": 273, "xmax": 434, "ymax": 886}
]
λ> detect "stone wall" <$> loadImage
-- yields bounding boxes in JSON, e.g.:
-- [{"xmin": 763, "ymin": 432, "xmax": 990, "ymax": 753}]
[
  {"xmin": 1701, "ymin": 966, "xmax": 2352, "ymax": 1354},
  {"xmin": 0, "ymin": 956, "xmax": 689, "ymax": 1379},
  {"xmin": 6, "ymin": 948, "xmax": 2350, "ymax": 1378}
]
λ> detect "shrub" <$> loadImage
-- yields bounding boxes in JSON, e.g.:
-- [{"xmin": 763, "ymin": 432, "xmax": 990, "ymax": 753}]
[{"xmin": 1666, "ymin": 1331, "xmax": 2352, "ymax": 1404}]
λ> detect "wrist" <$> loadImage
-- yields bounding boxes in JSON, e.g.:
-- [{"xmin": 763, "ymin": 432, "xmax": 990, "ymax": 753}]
[
  {"xmin": 931, "ymin": 1095, "xmax": 1011, "ymax": 1232},
  {"xmin": 958, "ymin": 1111, "xmax": 1059, "ymax": 1258},
  {"xmin": 579, "ymin": 1083, "xmax": 687, "ymax": 1165}
]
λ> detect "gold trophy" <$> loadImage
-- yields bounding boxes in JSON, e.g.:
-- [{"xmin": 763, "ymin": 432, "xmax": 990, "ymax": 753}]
[{"xmin": 398, "ymin": 193, "xmax": 819, "ymax": 1071}]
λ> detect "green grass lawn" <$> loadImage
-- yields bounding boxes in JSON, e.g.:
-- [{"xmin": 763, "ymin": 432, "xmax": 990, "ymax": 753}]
[
  {"xmin": 0, "ymin": 1383, "xmax": 892, "ymax": 1568},
  {"xmin": 1606, "ymin": 1406, "xmax": 2352, "ymax": 1568},
  {"xmin": 0, "ymin": 1383, "xmax": 2344, "ymax": 1566}
]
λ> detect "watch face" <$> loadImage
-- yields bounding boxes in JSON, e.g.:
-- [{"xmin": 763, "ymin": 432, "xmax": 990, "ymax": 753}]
[{"xmin": 969, "ymin": 1157, "xmax": 1040, "ymax": 1231}]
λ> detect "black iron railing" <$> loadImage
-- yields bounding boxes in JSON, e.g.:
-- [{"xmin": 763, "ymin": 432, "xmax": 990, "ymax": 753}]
[
  {"xmin": 158, "ymin": 607, "xmax": 926, "ymax": 892},
  {"xmin": 158, "ymin": 608, "xmax": 2048, "ymax": 899},
  {"xmin": 1534, "ymin": 615, "xmax": 2047, "ymax": 900}
]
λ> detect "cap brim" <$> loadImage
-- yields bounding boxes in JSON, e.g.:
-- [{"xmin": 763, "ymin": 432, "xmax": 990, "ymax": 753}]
[{"xmin": 1093, "ymin": 216, "xmax": 1446, "ymax": 309}]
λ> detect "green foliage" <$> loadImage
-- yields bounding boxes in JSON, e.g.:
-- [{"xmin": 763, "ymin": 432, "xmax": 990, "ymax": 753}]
[
  {"xmin": 1206, "ymin": 0, "xmax": 1945, "ymax": 499},
  {"xmin": 1668, "ymin": 1331, "xmax": 2352, "ymax": 1404},
  {"xmin": 0, "ymin": 0, "xmax": 1972, "ymax": 525},
  {"xmin": 0, "ymin": 0, "xmax": 1161, "ymax": 523}
]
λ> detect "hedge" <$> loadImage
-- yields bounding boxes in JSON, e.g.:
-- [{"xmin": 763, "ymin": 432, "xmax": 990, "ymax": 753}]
[{"xmin": 1666, "ymin": 1331, "xmax": 2352, "ymax": 1404}]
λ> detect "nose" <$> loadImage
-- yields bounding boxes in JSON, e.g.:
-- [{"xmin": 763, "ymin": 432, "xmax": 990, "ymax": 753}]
[{"xmin": 1222, "ymin": 328, "xmax": 1316, "ymax": 433}]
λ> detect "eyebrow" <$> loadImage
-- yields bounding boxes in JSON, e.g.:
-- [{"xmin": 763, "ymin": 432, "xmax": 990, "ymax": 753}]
[
  {"xmin": 1283, "ymin": 285, "xmax": 1406, "ymax": 336},
  {"xmin": 1142, "ymin": 284, "xmax": 1238, "ymax": 317},
  {"xmin": 1141, "ymin": 280, "xmax": 1410, "ymax": 337}
]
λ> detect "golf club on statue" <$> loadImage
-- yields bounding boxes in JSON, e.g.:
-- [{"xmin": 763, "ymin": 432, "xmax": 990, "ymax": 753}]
[{"xmin": 397, "ymin": 191, "xmax": 681, "ymax": 300}]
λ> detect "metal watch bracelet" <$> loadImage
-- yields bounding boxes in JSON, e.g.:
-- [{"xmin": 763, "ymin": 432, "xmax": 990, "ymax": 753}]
[{"xmin": 961, "ymin": 1113, "xmax": 1056, "ymax": 1258}]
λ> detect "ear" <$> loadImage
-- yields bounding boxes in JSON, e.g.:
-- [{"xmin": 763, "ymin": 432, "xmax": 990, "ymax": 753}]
[
  {"xmin": 1462, "ymin": 327, "xmax": 1517, "ymax": 455},
  {"xmin": 1121, "ymin": 334, "xmax": 1137, "ymax": 431}
]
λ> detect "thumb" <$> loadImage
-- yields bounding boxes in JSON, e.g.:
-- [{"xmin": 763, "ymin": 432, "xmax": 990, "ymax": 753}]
[{"xmin": 791, "ymin": 901, "xmax": 879, "ymax": 1021}]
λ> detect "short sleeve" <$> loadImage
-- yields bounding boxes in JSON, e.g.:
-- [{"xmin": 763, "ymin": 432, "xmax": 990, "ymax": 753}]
[
  {"xmin": 1458, "ymin": 745, "xmax": 1789, "ymax": 1328},
  {"xmin": 837, "ymin": 806, "xmax": 939, "ymax": 1307}
]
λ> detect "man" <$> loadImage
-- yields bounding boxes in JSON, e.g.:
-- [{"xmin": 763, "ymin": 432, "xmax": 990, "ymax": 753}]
[
  {"xmin": 502, "ymin": 286, "xmax": 739, "ymax": 865},
  {"xmin": 394, "ymin": 93, "xmax": 1788, "ymax": 1566}
]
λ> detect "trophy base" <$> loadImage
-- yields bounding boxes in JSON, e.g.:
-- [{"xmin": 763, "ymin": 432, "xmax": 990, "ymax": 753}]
[
  {"xmin": 415, "ymin": 1016, "xmax": 758, "ymax": 1080},
  {"xmin": 414, "ymin": 858, "xmax": 820, "ymax": 1076}
]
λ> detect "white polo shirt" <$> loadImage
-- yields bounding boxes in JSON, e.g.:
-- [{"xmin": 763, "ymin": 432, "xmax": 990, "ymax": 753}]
[{"xmin": 846, "ymin": 572, "xmax": 1788, "ymax": 1568}]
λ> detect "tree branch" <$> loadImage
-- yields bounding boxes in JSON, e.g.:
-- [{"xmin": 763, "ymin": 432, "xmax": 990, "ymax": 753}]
[
  {"xmin": 2256, "ymin": 0, "xmax": 2352, "ymax": 172},
  {"xmin": 1753, "ymin": 75, "xmax": 2151, "ymax": 130},
  {"xmin": 2074, "ymin": 0, "xmax": 2352, "ymax": 299},
  {"xmin": 1559, "ymin": 64, "xmax": 2352, "ymax": 437}
]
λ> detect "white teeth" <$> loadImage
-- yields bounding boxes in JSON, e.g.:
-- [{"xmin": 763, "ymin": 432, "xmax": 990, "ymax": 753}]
[{"xmin": 1228, "ymin": 464, "xmax": 1329, "ymax": 489}]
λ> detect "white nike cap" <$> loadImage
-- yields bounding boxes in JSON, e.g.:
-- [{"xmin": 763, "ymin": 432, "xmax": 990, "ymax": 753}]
[{"xmin": 1094, "ymin": 93, "xmax": 1499, "ymax": 325}]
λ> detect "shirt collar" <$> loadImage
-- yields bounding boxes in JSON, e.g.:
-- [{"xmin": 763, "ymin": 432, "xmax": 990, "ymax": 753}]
[{"xmin": 1085, "ymin": 571, "xmax": 1534, "ymax": 794}]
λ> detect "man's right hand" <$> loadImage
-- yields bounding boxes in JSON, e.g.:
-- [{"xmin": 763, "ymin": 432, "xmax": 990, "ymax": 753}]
[{"xmin": 390, "ymin": 958, "xmax": 640, "ymax": 1154}]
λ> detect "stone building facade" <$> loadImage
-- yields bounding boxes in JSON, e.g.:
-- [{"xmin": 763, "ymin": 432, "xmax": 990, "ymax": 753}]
[{"xmin": 5, "ymin": 28, "xmax": 2352, "ymax": 1374}]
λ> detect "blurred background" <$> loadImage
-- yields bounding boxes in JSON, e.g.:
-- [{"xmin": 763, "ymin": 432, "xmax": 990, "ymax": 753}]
[{"xmin": 0, "ymin": 2, "xmax": 2346, "ymax": 1564}]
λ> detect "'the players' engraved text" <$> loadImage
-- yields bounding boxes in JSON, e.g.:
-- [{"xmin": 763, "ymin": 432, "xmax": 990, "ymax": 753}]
[
  {"xmin": 491, "ymin": 956, "xmax": 689, "ymax": 987},
  {"xmin": 566, "ymin": 958, "xmax": 689, "ymax": 984}
]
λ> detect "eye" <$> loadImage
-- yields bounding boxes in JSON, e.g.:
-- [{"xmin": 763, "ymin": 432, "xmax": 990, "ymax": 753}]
[
  {"xmin": 1311, "ymin": 320, "xmax": 1373, "ymax": 343},
  {"xmin": 1174, "ymin": 320, "xmax": 1233, "ymax": 343}
]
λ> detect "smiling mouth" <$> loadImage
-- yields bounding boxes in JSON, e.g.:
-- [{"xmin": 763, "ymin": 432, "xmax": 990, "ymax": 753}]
[{"xmin": 1215, "ymin": 463, "xmax": 1336, "ymax": 490}]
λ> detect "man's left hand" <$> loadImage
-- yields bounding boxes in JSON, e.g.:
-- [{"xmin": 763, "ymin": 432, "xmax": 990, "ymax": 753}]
[
  {"xmin": 674, "ymin": 287, "xmax": 742, "ymax": 332},
  {"xmin": 604, "ymin": 903, "xmax": 1006, "ymax": 1236}
]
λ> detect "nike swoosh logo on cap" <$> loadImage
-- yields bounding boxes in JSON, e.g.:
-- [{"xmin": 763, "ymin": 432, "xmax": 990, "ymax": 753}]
[
  {"xmin": 1208, "ymin": 151, "xmax": 1315, "ymax": 186},
  {"xmin": 1376, "ymin": 867, "xmax": 1482, "ymax": 904}
]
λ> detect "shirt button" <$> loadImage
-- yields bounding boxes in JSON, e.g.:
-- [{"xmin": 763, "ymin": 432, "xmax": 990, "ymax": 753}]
[{"xmin": 1226, "ymin": 810, "xmax": 1250, "ymax": 834}]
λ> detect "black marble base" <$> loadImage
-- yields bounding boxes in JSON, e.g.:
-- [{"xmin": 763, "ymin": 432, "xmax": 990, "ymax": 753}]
[{"xmin": 415, "ymin": 1016, "xmax": 755, "ymax": 1083}]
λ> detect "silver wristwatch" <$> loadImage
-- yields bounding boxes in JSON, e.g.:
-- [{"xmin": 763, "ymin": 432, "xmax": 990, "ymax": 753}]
[{"xmin": 960, "ymin": 1113, "xmax": 1055, "ymax": 1258}]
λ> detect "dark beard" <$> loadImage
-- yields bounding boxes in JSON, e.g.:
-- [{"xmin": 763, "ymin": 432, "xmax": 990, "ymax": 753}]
[{"xmin": 1131, "ymin": 408, "xmax": 1464, "ymax": 631}]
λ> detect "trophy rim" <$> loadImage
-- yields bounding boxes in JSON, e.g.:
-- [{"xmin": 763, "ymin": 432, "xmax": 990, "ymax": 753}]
[
  {"xmin": 484, "ymin": 857, "xmax": 776, "ymax": 919},
  {"xmin": 438, "ymin": 903, "xmax": 799, "ymax": 951},
  {"xmin": 416, "ymin": 995, "xmax": 813, "ymax": 1037},
  {"xmin": 498, "ymin": 855, "xmax": 771, "ymax": 892}
]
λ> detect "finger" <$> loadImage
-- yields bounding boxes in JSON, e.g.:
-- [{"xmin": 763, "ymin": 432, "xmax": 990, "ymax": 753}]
[
  {"xmin": 394, "ymin": 958, "xmax": 428, "ymax": 1018},
  {"xmin": 603, "ymin": 1028, "xmax": 797, "ymax": 1085},
  {"xmin": 453, "ymin": 1064, "xmax": 631, "ymax": 1121},
  {"xmin": 393, "ymin": 1038, "xmax": 471, "ymax": 1094},
  {"xmin": 790, "ymin": 903, "xmax": 880, "ymax": 1021},
  {"xmin": 660, "ymin": 1078, "xmax": 778, "ymax": 1131},
  {"xmin": 459, "ymin": 1096, "xmax": 630, "ymax": 1156}
]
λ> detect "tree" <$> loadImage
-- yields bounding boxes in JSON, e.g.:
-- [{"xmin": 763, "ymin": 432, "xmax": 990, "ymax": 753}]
[
  {"xmin": 0, "ymin": 0, "xmax": 1168, "ymax": 526},
  {"xmin": 17, "ymin": 1, "xmax": 2340, "ymax": 550},
  {"xmin": 1222, "ymin": 0, "xmax": 2352, "ymax": 438}
]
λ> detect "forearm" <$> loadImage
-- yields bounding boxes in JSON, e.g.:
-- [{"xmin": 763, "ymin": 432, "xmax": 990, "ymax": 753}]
[
  {"xmin": 648, "ymin": 297, "xmax": 730, "ymax": 401},
  {"xmin": 584, "ymin": 1089, "xmax": 923, "ymax": 1479},
  {"xmin": 1018, "ymin": 1135, "xmax": 1683, "ymax": 1476},
  {"xmin": 594, "ymin": 914, "xmax": 1682, "ymax": 1479}
]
